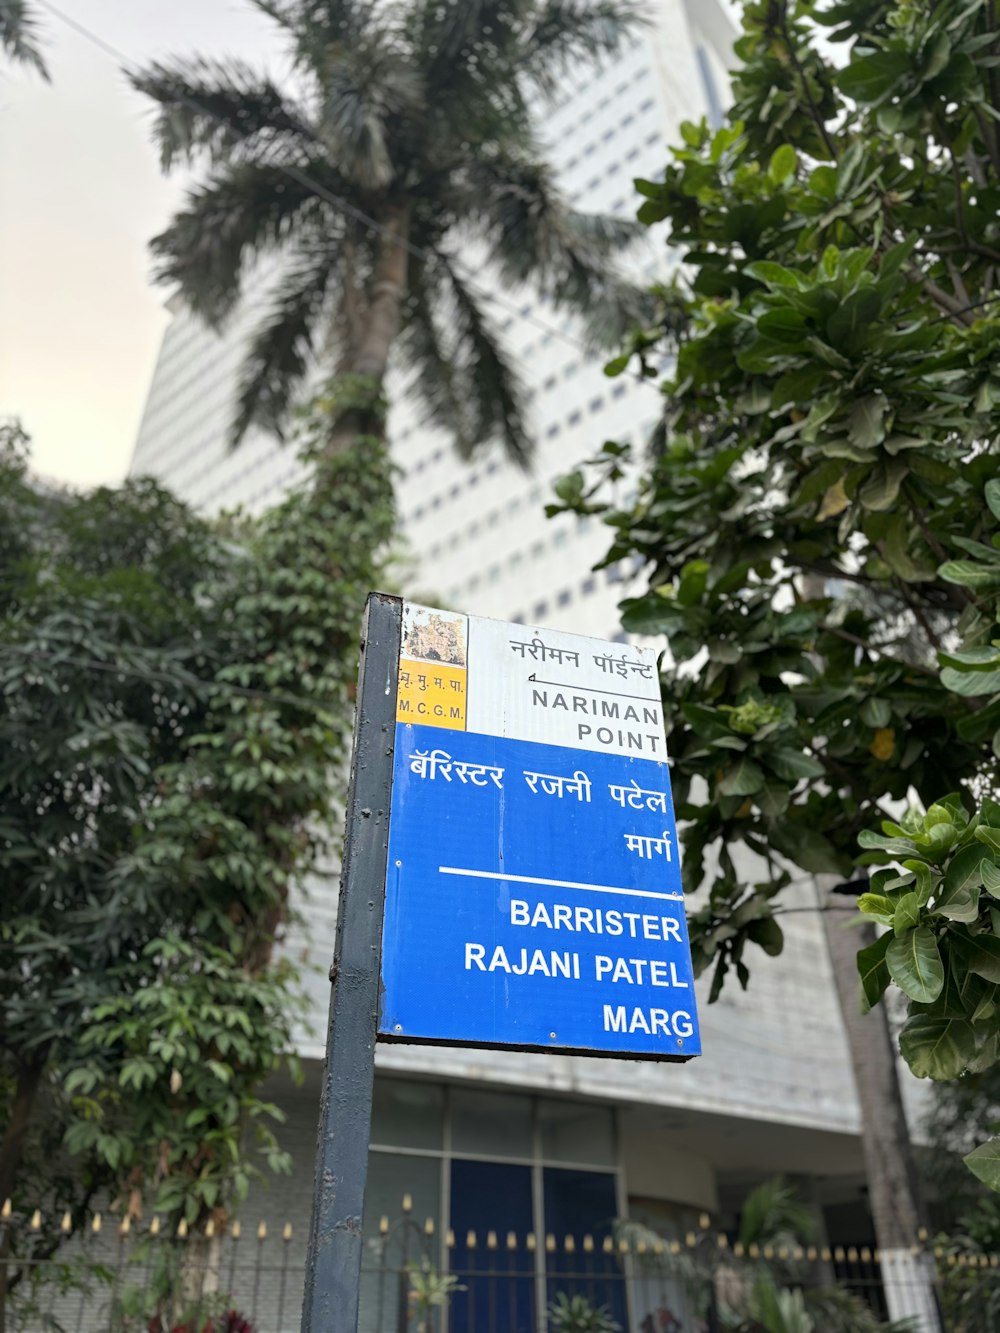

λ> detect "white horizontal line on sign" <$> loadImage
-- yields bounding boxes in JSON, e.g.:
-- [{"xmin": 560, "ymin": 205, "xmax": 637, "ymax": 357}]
[{"xmin": 438, "ymin": 866, "xmax": 683, "ymax": 902}]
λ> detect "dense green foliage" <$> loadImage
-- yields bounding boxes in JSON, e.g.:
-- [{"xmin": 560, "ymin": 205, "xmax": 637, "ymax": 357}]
[
  {"xmin": 0, "ymin": 415, "xmax": 394, "ymax": 1319},
  {"xmin": 133, "ymin": 0, "xmax": 644, "ymax": 464},
  {"xmin": 553, "ymin": 0, "xmax": 1000, "ymax": 1004}
]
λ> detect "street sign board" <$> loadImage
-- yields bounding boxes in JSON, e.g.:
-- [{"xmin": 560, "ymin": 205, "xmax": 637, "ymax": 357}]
[{"xmin": 378, "ymin": 602, "xmax": 701, "ymax": 1061}]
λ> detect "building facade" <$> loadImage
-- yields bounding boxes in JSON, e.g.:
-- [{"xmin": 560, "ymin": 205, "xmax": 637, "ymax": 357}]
[{"xmin": 127, "ymin": 4, "xmax": 913, "ymax": 1327}]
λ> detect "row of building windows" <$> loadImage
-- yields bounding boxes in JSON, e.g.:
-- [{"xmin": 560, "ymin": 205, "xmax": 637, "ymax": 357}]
[
  {"xmin": 562, "ymin": 93, "xmax": 657, "ymax": 173},
  {"xmin": 450, "ymin": 549, "xmax": 646, "ymax": 622},
  {"xmin": 547, "ymin": 45, "xmax": 649, "ymax": 119}
]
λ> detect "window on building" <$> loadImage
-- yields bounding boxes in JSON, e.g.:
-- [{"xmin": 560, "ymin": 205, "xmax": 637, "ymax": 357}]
[
  {"xmin": 581, "ymin": 576, "xmax": 596, "ymax": 596},
  {"xmin": 546, "ymin": 424, "xmax": 561, "ymax": 439},
  {"xmin": 589, "ymin": 396, "xmax": 604, "ymax": 413},
  {"xmin": 362, "ymin": 1082, "xmax": 625, "ymax": 1333},
  {"xmin": 557, "ymin": 588, "xmax": 572, "ymax": 608},
  {"xmin": 612, "ymin": 382, "xmax": 627, "ymax": 399},
  {"xmin": 568, "ymin": 410, "xmax": 582, "ymax": 426},
  {"xmin": 533, "ymin": 600, "xmax": 549, "ymax": 619}
]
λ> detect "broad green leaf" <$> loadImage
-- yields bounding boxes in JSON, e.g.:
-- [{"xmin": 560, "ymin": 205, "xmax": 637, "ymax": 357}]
[
  {"xmin": 754, "ymin": 779, "xmax": 790, "ymax": 818},
  {"xmin": 931, "ymin": 881, "xmax": 980, "ymax": 923},
  {"xmin": 768, "ymin": 143, "xmax": 797, "ymax": 184},
  {"xmin": 747, "ymin": 916, "xmax": 784, "ymax": 957},
  {"xmin": 762, "ymin": 747, "xmax": 826, "ymax": 781},
  {"xmin": 838, "ymin": 49, "xmax": 912, "ymax": 103},
  {"xmin": 944, "ymin": 844, "xmax": 990, "ymax": 896},
  {"xmin": 717, "ymin": 755, "xmax": 765, "ymax": 797},
  {"xmin": 899, "ymin": 1014, "xmax": 976, "ymax": 1080},
  {"xmin": 858, "ymin": 892, "xmax": 896, "ymax": 925},
  {"xmin": 860, "ymin": 697, "xmax": 891, "ymax": 729},
  {"xmin": 886, "ymin": 927, "xmax": 944, "ymax": 1003},
  {"xmin": 847, "ymin": 394, "xmax": 888, "ymax": 451},
  {"xmin": 939, "ymin": 560, "xmax": 1000, "ymax": 590},
  {"xmin": 858, "ymin": 829, "xmax": 919, "ymax": 856},
  {"xmin": 982, "ymin": 860, "xmax": 1000, "ymax": 899},
  {"xmin": 677, "ymin": 559, "xmax": 710, "ymax": 607},
  {"xmin": 986, "ymin": 479, "xmax": 1000, "ymax": 523},
  {"xmin": 952, "ymin": 930, "xmax": 1000, "ymax": 984},
  {"xmin": 893, "ymin": 892, "xmax": 921, "ymax": 934},
  {"xmin": 903, "ymin": 860, "xmax": 934, "ymax": 907},
  {"xmin": 940, "ymin": 666, "xmax": 1000, "ymax": 697},
  {"xmin": 964, "ymin": 1137, "xmax": 1000, "ymax": 1192},
  {"xmin": 858, "ymin": 459, "xmax": 908, "ymax": 512},
  {"xmin": 857, "ymin": 932, "xmax": 891, "ymax": 1013},
  {"xmin": 976, "ymin": 826, "xmax": 1000, "ymax": 856},
  {"xmin": 938, "ymin": 645, "xmax": 1000, "ymax": 671},
  {"xmin": 744, "ymin": 260, "xmax": 807, "ymax": 289}
]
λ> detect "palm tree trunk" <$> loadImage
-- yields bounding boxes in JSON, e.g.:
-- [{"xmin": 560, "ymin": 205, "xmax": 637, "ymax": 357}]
[
  {"xmin": 819, "ymin": 877, "xmax": 942, "ymax": 1331},
  {"xmin": 327, "ymin": 201, "xmax": 411, "ymax": 459}
]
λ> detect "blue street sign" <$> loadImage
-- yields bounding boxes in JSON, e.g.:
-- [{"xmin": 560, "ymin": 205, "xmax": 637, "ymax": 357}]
[{"xmin": 377, "ymin": 604, "xmax": 701, "ymax": 1061}]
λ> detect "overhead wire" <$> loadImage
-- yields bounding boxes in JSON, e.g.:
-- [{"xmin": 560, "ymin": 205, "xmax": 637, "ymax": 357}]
[{"xmin": 34, "ymin": 0, "xmax": 662, "ymax": 393}]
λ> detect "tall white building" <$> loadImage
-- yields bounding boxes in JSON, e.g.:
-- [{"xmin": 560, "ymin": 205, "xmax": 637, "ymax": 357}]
[{"xmin": 129, "ymin": 4, "xmax": 910, "ymax": 1328}]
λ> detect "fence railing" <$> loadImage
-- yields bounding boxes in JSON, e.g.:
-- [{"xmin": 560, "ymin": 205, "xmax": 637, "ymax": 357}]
[{"xmin": 3, "ymin": 1202, "xmax": 1000, "ymax": 1332}]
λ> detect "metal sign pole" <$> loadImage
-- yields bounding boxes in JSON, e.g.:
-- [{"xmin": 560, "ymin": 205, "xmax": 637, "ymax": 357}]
[{"xmin": 301, "ymin": 592, "xmax": 402, "ymax": 1333}]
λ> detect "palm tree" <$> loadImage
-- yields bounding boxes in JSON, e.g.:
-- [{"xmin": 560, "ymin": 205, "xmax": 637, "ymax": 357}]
[
  {"xmin": 0, "ymin": 0, "xmax": 49, "ymax": 78},
  {"xmin": 131, "ymin": 0, "xmax": 645, "ymax": 465}
]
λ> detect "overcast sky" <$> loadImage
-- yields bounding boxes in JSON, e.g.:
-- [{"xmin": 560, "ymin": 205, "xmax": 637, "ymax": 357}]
[{"xmin": 0, "ymin": 1, "xmax": 283, "ymax": 489}]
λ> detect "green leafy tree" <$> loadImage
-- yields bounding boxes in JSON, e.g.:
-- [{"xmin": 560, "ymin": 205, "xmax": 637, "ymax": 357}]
[
  {"xmin": 130, "ymin": 0, "xmax": 644, "ymax": 466},
  {"xmin": 0, "ymin": 418, "xmax": 395, "ymax": 1328},
  {"xmin": 550, "ymin": 0, "xmax": 1000, "ymax": 1308}
]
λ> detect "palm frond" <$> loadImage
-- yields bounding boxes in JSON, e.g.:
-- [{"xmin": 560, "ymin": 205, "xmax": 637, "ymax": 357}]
[
  {"xmin": 738, "ymin": 1177, "xmax": 816, "ymax": 1251},
  {"xmin": 397, "ymin": 258, "xmax": 475, "ymax": 457},
  {"xmin": 251, "ymin": 0, "xmax": 374, "ymax": 71},
  {"xmin": 458, "ymin": 150, "xmax": 647, "ymax": 345},
  {"xmin": 437, "ymin": 256, "xmax": 532, "ymax": 468},
  {"xmin": 406, "ymin": 0, "xmax": 533, "ymax": 141},
  {"xmin": 409, "ymin": 0, "xmax": 522, "ymax": 69},
  {"xmin": 0, "ymin": 0, "xmax": 48, "ymax": 79},
  {"xmin": 803, "ymin": 1287, "xmax": 917, "ymax": 1333},
  {"xmin": 230, "ymin": 240, "xmax": 341, "ymax": 446},
  {"xmin": 130, "ymin": 58, "xmax": 312, "ymax": 171},
  {"xmin": 150, "ymin": 162, "xmax": 328, "ymax": 326},
  {"xmin": 316, "ymin": 28, "xmax": 422, "ymax": 189},
  {"xmin": 520, "ymin": 0, "xmax": 644, "ymax": 98}
]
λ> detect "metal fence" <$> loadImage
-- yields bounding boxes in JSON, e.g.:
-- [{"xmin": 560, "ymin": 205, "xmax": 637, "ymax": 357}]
[{"xmin": 3, "ymin": 1204, "xmax": 1000, "ymax": 1332}]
